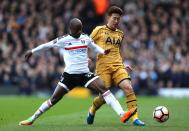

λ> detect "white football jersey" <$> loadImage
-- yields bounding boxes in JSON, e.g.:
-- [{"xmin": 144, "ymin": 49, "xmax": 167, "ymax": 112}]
[{"xmin": 32, "ymin": 34, "xmax": 105, "ymax": 74}]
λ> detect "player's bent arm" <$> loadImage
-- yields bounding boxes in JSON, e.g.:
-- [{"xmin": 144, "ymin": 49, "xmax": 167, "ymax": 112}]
[
  {"xmin": 88, "ymin": 40, "xmax": 110, "ymax": 55},
  {"xmin": 88, "ymin": 41, "xmax": 105, "ymax": 54}
]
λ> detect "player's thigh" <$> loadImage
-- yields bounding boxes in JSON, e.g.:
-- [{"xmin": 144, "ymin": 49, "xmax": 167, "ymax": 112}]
[
  {"xmin": 113, "ymin": 68, "xmax": 133, "ymax": 93},
  {"xmin": 113, "ymin": 67, "xmax": 131, "ymax": 86},
  {"xmin": 50, "ymin": 73, "xmax": 75, "ymax": 104},
  {"xmin": 98, "ymin": 72, "xmax": 112, "ymax": 88},
  {"xmin": 87, "ymin": 77, "xmax": 108, "ymax": 94},
  {"xmin": 83, "ymin": 72, "xmax": 107, "ymax": 94},
  {"xmin": 50, "ymin": 84, "xmax": 68, "ymax": 104}
]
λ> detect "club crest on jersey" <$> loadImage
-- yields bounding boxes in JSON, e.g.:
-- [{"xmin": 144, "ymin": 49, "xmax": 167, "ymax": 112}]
[
  {"xmin": 104, "ymin": 32, "xmax": 109, "ymax": 35},
  {"xmin": 81, "ymin": 40, "xmax": 85, "ymax": 44}
]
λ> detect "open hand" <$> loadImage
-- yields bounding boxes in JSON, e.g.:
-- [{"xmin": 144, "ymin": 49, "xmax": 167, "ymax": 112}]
[{"xmin": 25, "ymin": 50, "xmax": 33, "ymax": 62}]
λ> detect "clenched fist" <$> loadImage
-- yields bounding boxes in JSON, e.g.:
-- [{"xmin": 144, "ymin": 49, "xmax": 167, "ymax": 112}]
[{"xmin": 104, "ymin": 49, "xmax": 111, "ymax": 55}]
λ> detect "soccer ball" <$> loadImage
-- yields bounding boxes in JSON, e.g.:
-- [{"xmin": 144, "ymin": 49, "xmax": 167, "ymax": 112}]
[{"xmin": 153, "ymin": 106, "xmax": 169, "ymax": 123}]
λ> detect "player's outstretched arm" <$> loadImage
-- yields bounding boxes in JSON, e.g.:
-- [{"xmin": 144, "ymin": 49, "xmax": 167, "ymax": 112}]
[
  {"xmin": 25, "ymin": 38, "xmax": 63, "ymax": 62},
  {"xmin": 31, "ymin": 41, "xmax": 56, "ymax": 54}
]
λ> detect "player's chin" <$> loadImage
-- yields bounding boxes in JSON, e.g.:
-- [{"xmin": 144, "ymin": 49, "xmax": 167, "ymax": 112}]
[{"xmin": 113, "ymin": 24, "xmax": 118, "ymax": 29}]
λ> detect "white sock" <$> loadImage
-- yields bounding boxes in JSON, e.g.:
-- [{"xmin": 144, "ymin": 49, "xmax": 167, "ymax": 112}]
[
  {"xmin": 30, "ymin": 99, "xmax": 52, "ymax": 121},
  {"xmin": 102, "ymin": 90, "xmax": 125, "ymax": 117}
]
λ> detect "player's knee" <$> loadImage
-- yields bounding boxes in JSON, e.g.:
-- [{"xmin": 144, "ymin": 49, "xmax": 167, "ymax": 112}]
[
  {"xmin": 93, "ymin": 78, "xmax": 107, "ymax": 94},
  {"xmin": 121, "ymin": 81, "xmax": 133, "ymax": 93},
  {"xmin": 97, "ymin": 84, "xmax": 107, "ymax": 94}
]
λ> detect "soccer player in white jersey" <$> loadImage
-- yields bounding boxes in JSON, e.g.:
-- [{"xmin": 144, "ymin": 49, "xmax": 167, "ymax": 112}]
[{"xmin": 19, "ymin": 18, "xmax": 136, "ymax": 126}]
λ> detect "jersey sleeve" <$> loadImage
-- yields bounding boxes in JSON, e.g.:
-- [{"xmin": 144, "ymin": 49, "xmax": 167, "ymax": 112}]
[
  {"xmin": 87, "ymin": 36, "xmax": 104, "ymax": 54},
  {"xmin": 32, "ymin": 37, "xmax": 65, "ymax": 55},
  {"xmin": 90, "ymin": 26, "xmax": 101, "ymax": 41},
  {"xmin": 119, "ymin": 32, "xmax": 125, "ymax": 47}
]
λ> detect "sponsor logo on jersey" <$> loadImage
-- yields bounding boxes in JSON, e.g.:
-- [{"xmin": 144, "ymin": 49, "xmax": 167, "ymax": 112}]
[
  {"xmin": 105, "ymin": 37, "xmax": 121, "ymax": 45},
  {"xmin": 65, "ymin": 45, "xmax": 87, "ymax": 54},
  {"xmin": 69, "ymin": 48, "xmax": 87, "ymax": 54}
]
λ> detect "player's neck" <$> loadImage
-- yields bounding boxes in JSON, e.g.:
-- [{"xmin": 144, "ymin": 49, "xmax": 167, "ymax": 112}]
[
  {"xmin": 70, "ymin": 33, "xmax": 81, "ymax": 39},
  {"xmin": 106, "ymin": 24, "xmax": 116, "ymax": 31}
]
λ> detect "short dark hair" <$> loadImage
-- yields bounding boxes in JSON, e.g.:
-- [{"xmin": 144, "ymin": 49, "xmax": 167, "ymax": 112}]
[{"xmin": 107, "ymin": 6, "xmax": 123, "ymax": 16}]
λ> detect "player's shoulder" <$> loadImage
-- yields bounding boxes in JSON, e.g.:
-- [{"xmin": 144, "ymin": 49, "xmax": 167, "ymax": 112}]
[
  {"xmin": 95, "ymin": 25, "xmax": 124, "ymax": 35},
  {"xmin": 103, "ymin": 25, "xmax": 124, "ymax": 34},
  {"xmin": 80, "ymin": 33, "xmax": 93, "ymax": 41},
  {"xmin": 92, "ymin": 25, "xmax": 106, "ymax": 32},
  {"xmin": 81, "ymin": 33, "xmax": 90, "ymax": 38},
  {"xmin": 58, "ymin": 34, "xmax": 69, "ymax": 40},
  {"xmin": 115, "ymin": 28, "xmax": 124, "ymax": 35}
]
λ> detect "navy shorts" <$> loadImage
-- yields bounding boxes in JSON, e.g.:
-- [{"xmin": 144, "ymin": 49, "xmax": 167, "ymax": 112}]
[{"xmin": 58, "ymin": 72, "xmax": 99, "ymax": 91}]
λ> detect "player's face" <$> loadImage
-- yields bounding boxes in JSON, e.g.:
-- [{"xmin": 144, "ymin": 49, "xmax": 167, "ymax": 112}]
[
  {"xmin": 107, "ymin": 13, "xmax": 121, "ymax": 29},
  {"xmin": 71, "ymin": 28, "xmax": 82, "ymax": 37},
  {"xmin": 70, "ymin": 24, "xmax": 83, "ymax": 38}
]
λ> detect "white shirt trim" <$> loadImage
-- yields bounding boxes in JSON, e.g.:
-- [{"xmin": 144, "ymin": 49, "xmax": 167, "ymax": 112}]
[
  {"xmin": 84, "ymin": 76, "xmax": 99, "ymax": 87},
  {"xmin": 58, "ymin": 82, "xmax": 69, "ymax": 92}
]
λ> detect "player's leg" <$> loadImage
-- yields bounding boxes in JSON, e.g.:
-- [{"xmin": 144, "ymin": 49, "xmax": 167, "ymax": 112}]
[
  {"xmin": 85, "ymin": 76, "xmax": 136, "ymax": 123},
  {"xmin": 115, "ymin": 68, "xmax": 145, "ymax": 126},
  {"xmin": 89, "ymin": 95, "xmax": 105, "ymax": 114},
  {"xmin": 19, "ymin": 82, "xmax": 69, "ymax": 125},
  {"xmin": 86, "ymin": 73, "xmax": 111, "ymax": 124},
  {"xmin": 87, "ymin": 71, "xmax": 111, "ymax": 124},
  {"xmin": 86, "ymin": 95, "xmax": 105, "ymax": 124}
]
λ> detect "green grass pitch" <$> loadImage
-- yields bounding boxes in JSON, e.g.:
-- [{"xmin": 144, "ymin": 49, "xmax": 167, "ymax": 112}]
[{"xmin": 0, "ymin": 96, "xmax": 189, "ymax": 131}]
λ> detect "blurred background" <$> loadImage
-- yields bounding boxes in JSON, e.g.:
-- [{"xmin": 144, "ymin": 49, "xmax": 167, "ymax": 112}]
[{"xmin": 0, "ymin": 0, "xmax": 189, "ymax": 97}]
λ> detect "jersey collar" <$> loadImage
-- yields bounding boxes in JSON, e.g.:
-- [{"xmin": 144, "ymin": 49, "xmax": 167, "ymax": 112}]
[
  {"xmin": 106, "ymin": 25, "xmax": 116, "ymax": 31},
  {"xmin": 69, "ymin": 33, "xmax": 81, "ymax": 39}
]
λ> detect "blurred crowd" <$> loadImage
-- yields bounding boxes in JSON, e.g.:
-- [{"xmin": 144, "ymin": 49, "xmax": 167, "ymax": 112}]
[
  {"xmin": 0, "ymin": 0, "xmax": 189, "ymax": 95},
  {"xmin": 121, "ymin": 0, "xmax": 189, "ymax": 94}
]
